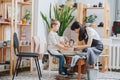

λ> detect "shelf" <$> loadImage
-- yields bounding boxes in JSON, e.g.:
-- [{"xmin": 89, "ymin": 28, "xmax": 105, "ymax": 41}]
[
  {"xmin": 0, "ymin": 0, "xmax": 12, "ymax": 3},
  {"xmin": 86, "ymin": 7, "xmax": 104, "ymax": 9},
  {"xmin": 0, "ymin": 61, "xmax": 10, "ymax": 65},
  {"xmin": 18, "ymin": 1, "xmax": 32, "ymax": 5},
  {"xmin": 0, "ymin": 22, "xmax": 11, "ymax": 25},
  {"xmin": 93, "ymin": 27, "xmax": 104, "ymax": 28},
  {"xmin": 0, "ymin": 69, "xmax": 10, "ymax": 72},
  {"xmin": 17, "ymin": 23, "xmax": 31, "ymax": 26},
  {"xmin": 20, "ymin": 66, "xmax": 30, "ymax": 69},
  {"xmin": 110, "ymin": 37, "xmax": 120, "ymax": 40},
  {"xmin": 20, "ymin": 45, "xmax": 31, "ymax": 47},
  {"xmin": 0, "ymin": 46, "xmax": 10, "ymax": 48}
]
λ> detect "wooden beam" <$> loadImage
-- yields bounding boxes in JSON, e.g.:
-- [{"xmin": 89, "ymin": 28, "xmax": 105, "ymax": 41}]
[{"xmin": 0, "ymin": 24, "xmax": 2, "ymax": 62}]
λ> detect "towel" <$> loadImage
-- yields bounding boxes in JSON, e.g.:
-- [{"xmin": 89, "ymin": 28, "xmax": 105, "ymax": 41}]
[{"xmin": 71, "ymin": 51, "xmax": 87, "ymax": 67}]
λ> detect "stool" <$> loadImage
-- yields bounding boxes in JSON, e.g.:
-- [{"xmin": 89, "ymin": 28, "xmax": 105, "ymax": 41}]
[{"xmin": 56, "ymin": 76, "xmax": 70, "ymax": 80}]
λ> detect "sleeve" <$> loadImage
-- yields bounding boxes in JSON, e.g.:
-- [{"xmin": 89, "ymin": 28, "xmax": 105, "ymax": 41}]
[
  {"xmin": 87, "ymin": 29, "xmax": 94, "ymax": 38},
  {"xmin": 49, "ymin": 33, "xmax": 59, "ymax": 45}
]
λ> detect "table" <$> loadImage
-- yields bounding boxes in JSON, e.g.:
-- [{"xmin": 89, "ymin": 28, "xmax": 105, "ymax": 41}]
[{"xmin": 63, "ymin": 52, "xmax": 87, "ymax": 80}]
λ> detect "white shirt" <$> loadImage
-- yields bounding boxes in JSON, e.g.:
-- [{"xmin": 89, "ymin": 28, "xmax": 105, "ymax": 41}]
[
  {"xmin": 86, "ymin": 27, "xmax": 101, "ymax": 40},
  {"xmin": 48, "ymin": 31, "xmax": 62, "ymax": 55}
]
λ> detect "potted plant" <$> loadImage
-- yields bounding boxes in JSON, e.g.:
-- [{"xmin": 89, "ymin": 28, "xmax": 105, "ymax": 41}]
[
  {"xmin": 85, "ymin": 14, "xmax": 97, "ymax": 27},
  {"xmin": 40, "ymin": 4, "xmax": 75, "ymax": 36},
  {"xmin": 24, "ymin": 9, "xmax": 31, "ymax": 24}
]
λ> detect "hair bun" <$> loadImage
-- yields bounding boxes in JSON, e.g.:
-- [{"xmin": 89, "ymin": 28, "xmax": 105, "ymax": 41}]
[{"xmin": 51, "ymin": 19, "xmax": 55, "ymax": 22}]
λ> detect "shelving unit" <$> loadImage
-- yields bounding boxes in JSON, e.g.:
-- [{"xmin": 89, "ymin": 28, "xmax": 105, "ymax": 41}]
[
  {"xmin": 77, "ymin": 2, "xmax": 110, "ymax": 38},
  {"xmin": 0, "ymin": 0, "xmax": 14, "ymax": 76},
  {"xmin": 14, "ymin": 0, "xmax": 34, "ymax": 71},
  {"xmin": 77, "ymin": 2, "xmax": 110, "ymax": 72},
  {"xmin": 0, "ymin": 0, "xmax": 34, "ymax": 75}
]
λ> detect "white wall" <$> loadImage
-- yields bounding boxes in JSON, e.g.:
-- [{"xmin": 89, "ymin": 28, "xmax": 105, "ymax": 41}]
[
  {"xmin": 115, "ymin": 0, "xmax": 120, "ymax": 20},
  {"xmin": 33, "ymin": 0, "xmax": 57, "ymax": 53},
  {"xmin": 108, "ymin": 0, "xmax": 116, "ymax": 35}
]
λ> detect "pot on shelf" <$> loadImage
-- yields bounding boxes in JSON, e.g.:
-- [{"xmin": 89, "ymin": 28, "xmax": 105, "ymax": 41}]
[
  {"xmin": 24, "ymin": 0, "xmax": 29, "ymax": 2},
  {"xmin": 85, "ymin": 23, "xmax": 91, "ymax": 27}
]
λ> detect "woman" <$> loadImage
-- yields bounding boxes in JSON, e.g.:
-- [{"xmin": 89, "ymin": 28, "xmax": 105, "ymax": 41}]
[
  {"xmin": 71, "ymin": 21, "xmax": 103, "ymax": 67},
  {"xmin": 48, "ymin": 19, "xmax": 69, "ymax": 75},
  {"xmin": 70, "ymin": 21, "xmax": 103, "ymax": 79}
]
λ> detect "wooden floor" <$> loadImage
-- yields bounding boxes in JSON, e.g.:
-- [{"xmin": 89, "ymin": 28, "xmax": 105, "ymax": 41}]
[{"xmin": 0, "ymin": 70, "xmax": 120, "ymax": 80}]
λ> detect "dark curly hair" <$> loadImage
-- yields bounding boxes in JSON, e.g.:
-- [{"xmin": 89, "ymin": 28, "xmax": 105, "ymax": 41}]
[{"xmin": 71, "ymin": 21, "xmax": 88, "ymax": 42}]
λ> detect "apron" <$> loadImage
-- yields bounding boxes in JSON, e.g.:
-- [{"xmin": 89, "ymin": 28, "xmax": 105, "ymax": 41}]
[{"xmin": 84, "ymin": 38, "xmax": 103, "ymax": 65}]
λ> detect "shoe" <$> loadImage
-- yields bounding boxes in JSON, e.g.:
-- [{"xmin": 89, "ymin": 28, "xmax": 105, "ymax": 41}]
[
  {"xmin": 59, "ymin": 71, "xmax": 68, "ymax": 77},
  {"xmin": 67, "ymin": 69, "xmax": 75, "ymax": 75},
  {"xmin": 60, "ymin": 72, "xmax": 66, "ymax": 75}
]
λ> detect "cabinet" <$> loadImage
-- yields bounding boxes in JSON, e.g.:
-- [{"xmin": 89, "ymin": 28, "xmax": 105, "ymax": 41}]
[
  {"xmin": 77, "ymin": 2, "xmax": 110, "ymax": 72},
  {"xmin": 14, "ymin": 0, "xmax": 34, "ymax": 71},
  {"xmin": 0, "ymin": 0, "xmax": 14, "ymax": 76}
]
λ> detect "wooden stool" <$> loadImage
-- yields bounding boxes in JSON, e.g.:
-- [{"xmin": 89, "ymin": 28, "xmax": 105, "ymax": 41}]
[
  {"xmin": 65, "ymin": 56, "xmax": 87, "ymax": 80},
  {"xmin": 56, "ymin": 76, "xmax": 70, "ymax": 80}
]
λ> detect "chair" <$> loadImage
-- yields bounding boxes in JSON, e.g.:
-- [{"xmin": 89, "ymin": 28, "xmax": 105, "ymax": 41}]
[
  {"xmin": 47, "ymin": 50, "xmax": 58, "ymax": 75},
  {"xmin": 12, "ymin": 33, "xmax": 42, "ymax": 80}
]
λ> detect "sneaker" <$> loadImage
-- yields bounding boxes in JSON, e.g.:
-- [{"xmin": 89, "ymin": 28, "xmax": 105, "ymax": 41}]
[
  {"xmin": 67, "ymin": 69, "xmax": 75, "ymax": 75},
  {"xmin": 59, "ymin": 71, "xmax": 67, "ymax": 75},
  {"xmin": 59, "ymin": 74, "xmax": 68, "ymax": 78},
  {"xmin": 59, "ymin": 72, "xmax": 68, "ymax": 77}
]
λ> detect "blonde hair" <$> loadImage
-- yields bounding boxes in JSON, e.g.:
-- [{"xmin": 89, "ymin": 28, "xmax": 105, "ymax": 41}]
[{"xmin": 51, "ymin": 19, "xmax": 60, "ymax": 28}]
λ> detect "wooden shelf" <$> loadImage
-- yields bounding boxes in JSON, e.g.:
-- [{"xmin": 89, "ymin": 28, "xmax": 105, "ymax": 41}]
[
  {"xmin": 0, "ymin": 69, "xmax": 10, "ymax": 72},
  {"xmin": 18, "ymin": 2, "xmax": 32, "ymax": 5},
  {"xmin": 20, "ymin": 66, "xmax": 30, "ymax": 69},
  {"xmin": 17, "ymin": 23, "xmax": 31, "ymax": 26},
  {"xmin": 20, "ymin": 45, "xmax": 31, "ymax": 47},
  {"xmin": 0, "ymin": 46, "xmax": 10, "ymax": 48},
  {"xmin": 86, "ymin": 7, "xmax": 104, "ymax": 9},
  {"xmin": 0, "ymin": 0, "xmax": 33, "ymax": 75},
  {"xmin": 93, "ymin": 27, "xmax": 104, "ymax": 28},
  {"xmin": 0, "ymin": 0, "xmax": 12, "ymax": 3},
  {"xmin": 0, "ymin": 22, "xmax": 11, "ymax": 25}
]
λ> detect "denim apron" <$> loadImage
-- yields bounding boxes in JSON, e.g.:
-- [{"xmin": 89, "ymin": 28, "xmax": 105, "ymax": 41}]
[{"xmin": 84, "ymin": 38, "xmax": 103, "ymax": 65}]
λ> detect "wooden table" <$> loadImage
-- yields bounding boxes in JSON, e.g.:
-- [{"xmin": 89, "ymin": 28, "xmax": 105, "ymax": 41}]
[{"xmin": 65, "ymin": 56, "xmax": 87, "ymax": 80}]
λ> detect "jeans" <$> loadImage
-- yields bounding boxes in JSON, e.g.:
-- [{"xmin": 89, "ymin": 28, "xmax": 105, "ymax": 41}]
[{"xmin": 54, "ymin": 55, "xmax": 66, "ymax": 73}]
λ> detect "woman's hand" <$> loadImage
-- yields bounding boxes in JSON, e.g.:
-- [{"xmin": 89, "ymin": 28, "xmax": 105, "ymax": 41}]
[
  {"xmin": 63, "ymin": 46, "xmax": 69, "ymax": 50},
  {"xmin": 74, "ymin": 47, "xmax": 79, "ymax": 51}
]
